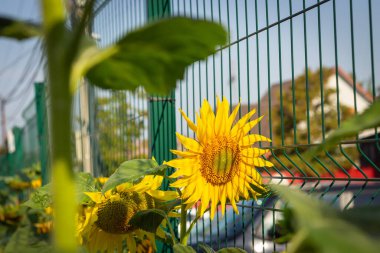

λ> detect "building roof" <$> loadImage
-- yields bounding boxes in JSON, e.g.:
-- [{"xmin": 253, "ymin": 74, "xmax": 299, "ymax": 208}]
[{"xmin": 236, "ymin": 67, "xmax": 373, "ymax": 139}]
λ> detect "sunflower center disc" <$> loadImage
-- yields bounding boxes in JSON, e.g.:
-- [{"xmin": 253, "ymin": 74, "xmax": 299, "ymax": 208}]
[
  {"xmin": 95, "ymin": 192, "xmax": 155, "ymax": 234},
  {"xmin": 200, "ymin": 136, "xmax": 240, "ymax": 185}
]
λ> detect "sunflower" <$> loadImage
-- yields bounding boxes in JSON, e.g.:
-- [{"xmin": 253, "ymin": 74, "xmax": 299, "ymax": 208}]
[
  {"xmin": 165, "ymin": 97, "xmax": 273, "ymax": 219},
  {"xmin": 30, "ymin": 178, "xmax": 42, "ymax": 189},
  {"xmin": 96, "ymin": 177, "xmax": 109, "ymax": 185},
  {"xmin": 34, "ymin": 220, "xmax": 53, "ymax": 234},
  {"xmin": 34, "ymin": 207, "xmax": 53, "ymax": 234},
  {"xmin": 77, "ymin": 175, "xmax": 177, "ymax": 253}
]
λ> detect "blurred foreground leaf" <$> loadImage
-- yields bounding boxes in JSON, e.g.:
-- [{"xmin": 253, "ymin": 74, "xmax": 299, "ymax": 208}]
[
  {"xmin": 339, "ymin": 206, "xmax": 380, "ymax": 237},
  {"xmin": 102, "ymin": 159, "xmax": 162, "ymax": 193},
  {"xmin": 271, "ymin": 184, "xmax": 379, "ymax": 253},
  {"xmin": 198, "ymin": 243, "xmax": 215, "ymax": 253},
  {"xmin": 75, "ymin": 17, "xmax": 226, "ymax": 95},
  {"xmin": 0, "ymin": 16, "xmax": 41, "ymax": 40},
  {"xmin": 308, "ymin": 99, "xmax": 380, "ymax": 156}
]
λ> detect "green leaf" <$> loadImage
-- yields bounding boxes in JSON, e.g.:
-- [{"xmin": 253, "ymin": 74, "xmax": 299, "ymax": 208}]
[
  {"xmin": 101, "ymin": 159, "xmax": 162, "ymax": 193},
  {"xmin": 75, "ymin": 172, "xmax": 99, "ymax": 204},
  {"xmin": 173, "ymin": 244, "xmax": 197, "ymax": 253},
  {"xmin": 271, "ymin": 184, "xmax": 380, "ymax": 253},
  {"xmin": 217, "ymin": 248, "xmax": 247, "ymax": 253},
  {"xmin": 128, "ymin": 209, "xmax": 167, "ymax": 233},
  {"xmin": 198, "ymin": 243, "xmax": 215, "ymax": 253},
  {"xmin": 4, "ymin": 217, "xmax": 52, "ymax": 253},
  {"xmin": 22, "ymin": 184, "xmax": 52, "ymax": 210},
  {"xmin": 307, "ymin": 99, "xmax": 380, "ymax": 156},
  {"xmin": 339, "ymin": 206, "xmax": 380, "ymax": 237},
  {"xmin": 0, "ymin": 16, "xmax": 41, "ymax": 40},
  {"xmin": 249, "ymin": 184, "xmax": 271, "ymax": 199},
  {"xmin": 79, "ymin": 17, "xmax": 226, "ymax": 95}
]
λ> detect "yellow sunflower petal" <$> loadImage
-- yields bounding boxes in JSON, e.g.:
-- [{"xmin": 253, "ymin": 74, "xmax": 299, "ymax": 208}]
[
  {"xmin": 199, "ymin": 183, "xmax": 210, "ymax": 217},
  {"xmin": 226, "ymin": 182, "xmax": 239, "ymax": 214},
  {"xmin": 169, "ymin": 167, "xmax": 193, "ymax": 178},
  {"xmin": 219, "ymin": 185, "xmax": 227, "ymax": 216},
  {"xmin": 180, "ymin": 108, "xmax": 197, "ymax": 132},
  {"xmin": 181, "ymin": 181, "xmax": 197, "ymax": 200},
  {"xmin": 170, "ymin": 177, "xmax": 192, "ymax": 188},
  {"xmin": 195, "ymin": 113, "xmax": 206, "ymax": 143},
  {"xmin": 241, "ymin": 148, "xmax": 270, "ymax": 158},
  {"xmin": 209, "ymin": 187, "xmax": 218, "ymax": 220},
  {"xmin": 227, "ymin": 102, "xmax": 240, "ymax": 130},
  {"xmin": 148, "ymin": 189, "xmax": 178, "ymax": 201},
  {"xmin": 176, "ymin": 132, "xmax": 203, "ymax": 153},
  {"xmin": 184, "ymin": 178, "xmax": 203, "ymax": 204},
  {"xmin": 164, "ymin": 158, "xmax": 198, "ymax": 170},
  {"xmin": 242, "ymin": 157, "xmax": 274, "ymax": 168},
  {"xmin": 238, "ymin": 116, "xmax": 264, "ymax": 139},
  {"xmin": 170, "ymin": 149, "xmax": 199, "ymax": 158},
  {"xmin": 237, "ymin": 179, "xmax": 250, "ymax": 199},
  {"xmin": 215, "ymin": 96, "xmax": 229, "ymax": 136},
  {"xmin": 242, "ymin": 175, "xmax": 266, "ymax": 191},
  {"xmin": 230, "ymin": 108, "xmax": 256, "ymax": 137},
  {"xmin": 84, "ymin": 192, "xmax": 102, "ymax": 203},
  {"xmin": 200, "ymin": 99, "xmax": 216, "ymax": 139},
  {"xmin": 239, "ymin": 134, "xmax": 272, "ymax": 147},
  {"xmin": 240, "ymin": 164, "xmax": 263, "ymax": 184}
]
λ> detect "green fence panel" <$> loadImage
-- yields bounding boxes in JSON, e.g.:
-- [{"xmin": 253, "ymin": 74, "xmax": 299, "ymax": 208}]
[
  {"xmin": 35, "ymin": 82, "xmax": 49, "ymax": 184},
  {"xmin": 10, "ymin": 127, "xmax": 23, "ymax": 174},
  {"xmin": 87, "ymin": 0, "xmax": 380, "ymax": 252}
]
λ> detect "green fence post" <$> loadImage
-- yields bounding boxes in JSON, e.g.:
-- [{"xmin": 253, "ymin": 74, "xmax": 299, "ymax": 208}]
[
  {"xmin": 11, "ymin": 127, "xmax": 23, "ymax": 174},
  {"xmin": 147, "ymin": 0, "xmax": 177, "ymax": 251},
  {"xmin": 35, "ymin": 82, "xmax": 49, "ymax": 184}
]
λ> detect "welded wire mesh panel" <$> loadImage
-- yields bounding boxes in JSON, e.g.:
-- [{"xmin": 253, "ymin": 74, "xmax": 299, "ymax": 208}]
[
  {"xmin": 89, "ymin": 0, "xmax": 149, "ymax": 176},
  {"xmin": 21, "ymin": 101, "xmax": 39, "ymax": 168},
  {"xmin": 87, "ymin": 0, "xmax": 380, "ymax": 252},
  {"xmin": 169, "ymin": 0, "xmax": 380, "ymax": 251}
]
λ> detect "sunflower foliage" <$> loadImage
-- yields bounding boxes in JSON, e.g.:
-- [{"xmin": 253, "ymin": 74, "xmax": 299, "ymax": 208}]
[{"xmin": 0, "ymin": 165, "xmax": 50, "ymax": 252}]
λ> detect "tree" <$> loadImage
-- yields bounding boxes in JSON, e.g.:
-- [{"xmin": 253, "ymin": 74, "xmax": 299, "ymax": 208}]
[{"xmin": 95, "ymin": 90, "xmax": 148, "ymax": 175}]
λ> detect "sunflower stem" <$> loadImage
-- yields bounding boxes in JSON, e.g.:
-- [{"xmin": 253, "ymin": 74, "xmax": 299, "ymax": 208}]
[
  {"xmin": 179, "ymin": 204, "xmax": 187, "ymax": 245},
  {"xmin": 182, "ymin": 214, "xmax": 200, "ymax": 245},
  {"xmin": 164, "ymin": 216, "xmax": 177, "ymax": 245}
]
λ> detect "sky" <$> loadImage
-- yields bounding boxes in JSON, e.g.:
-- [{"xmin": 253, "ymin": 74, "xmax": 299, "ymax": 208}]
[{"xmin": 0, "ymin": 0, "xmax": 44, "ymax": 142}]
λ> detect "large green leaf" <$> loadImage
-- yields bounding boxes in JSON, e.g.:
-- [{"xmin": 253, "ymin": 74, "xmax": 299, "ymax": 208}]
[
  {"xmin": 271, "ymin": 184, "xmax": 380, "ymax": 253},
  {"xmin": 173, "ymin": 244, "xmax": 197, "ymax": 253},
  {"xmin": 76, "ymin": 17, "xmax": 226, "ymax": 95},
  {"xmin": 0, "ymin": 16, "xmax": 41, "ymax": 40},
  {"xmin": 128, "ymin": 209, "xmax": 167, "ymax": 233},
  {"xmin": 308, "ymin": 99, "xmax": 380, "ymax": 156},
  {"xmin": 75, "ymin": 172, "xmax": 99, "ymax": 204},
  {"xmin": 339, "ymin": 206, "xmax": 380, "ymax": 237},
  {"xmin": 101, "ymin": 159, "xmax": 161, "ymax": 193}
]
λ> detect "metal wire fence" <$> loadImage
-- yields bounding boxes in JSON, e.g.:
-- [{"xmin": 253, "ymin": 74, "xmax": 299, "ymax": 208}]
[
  {"xmin": 0, "ymin": 83, "xmax": 48, "ymax": 179},
  {"xmin": 86, "ymin": 0, "xmax": 380, "ymax": 252}
]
